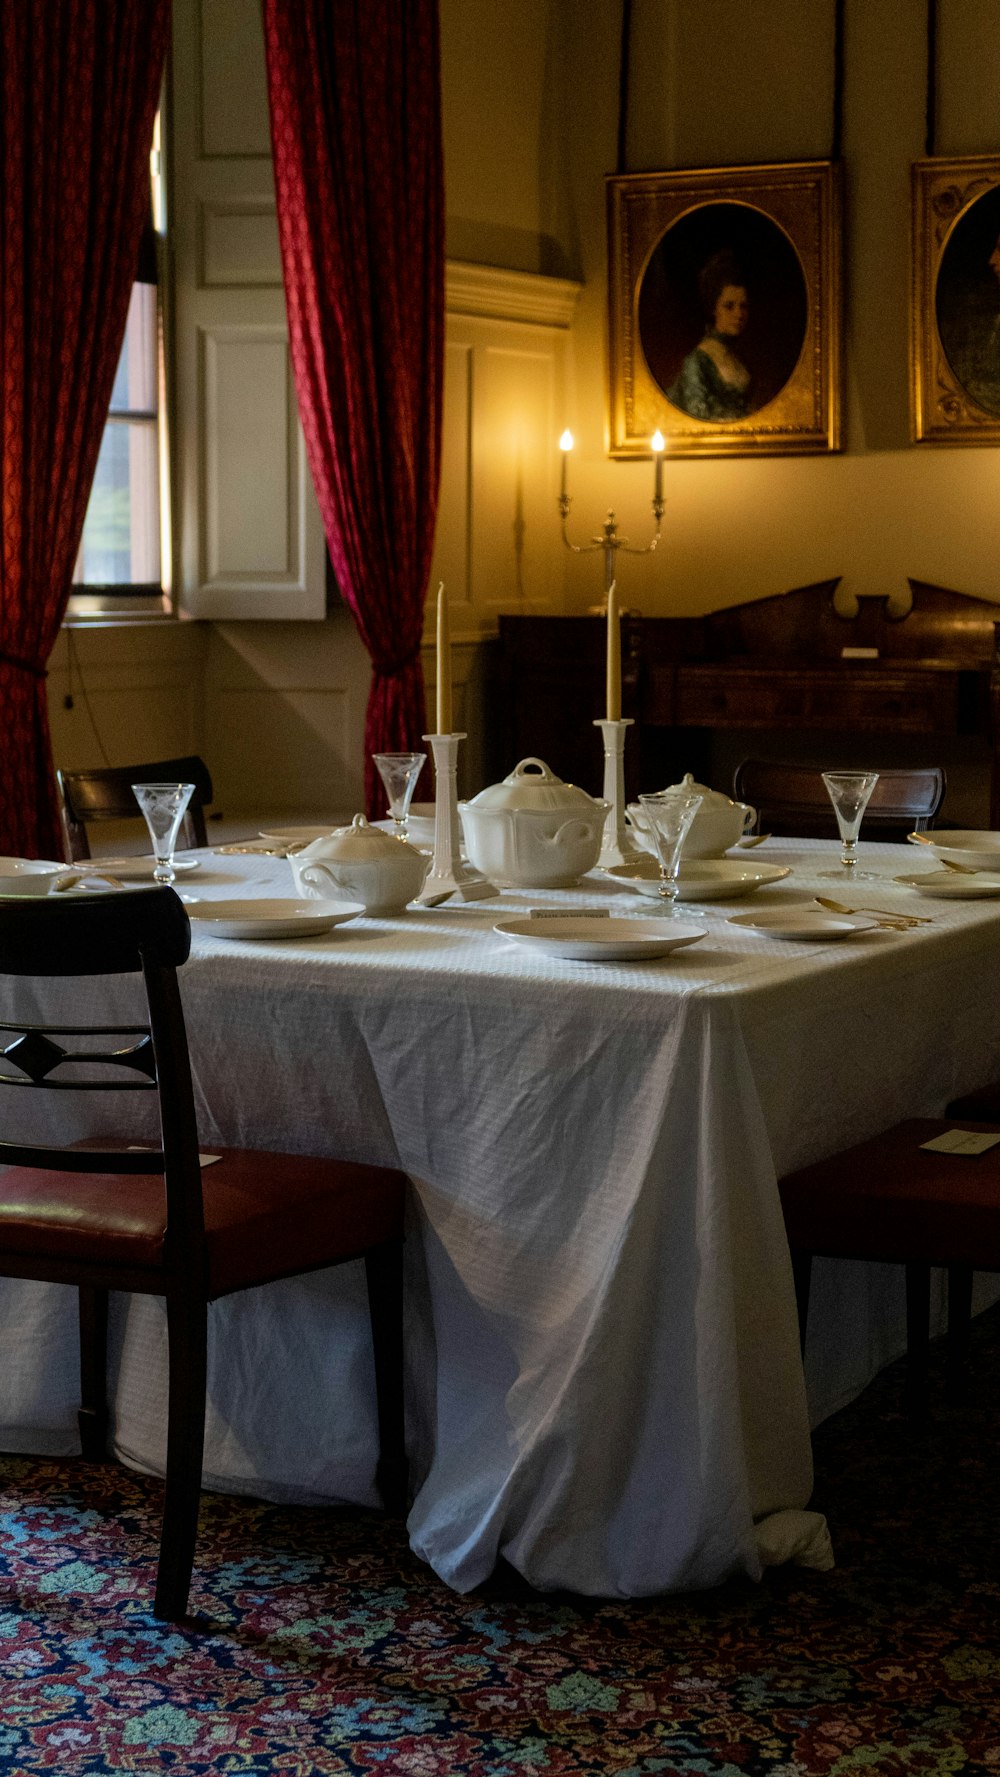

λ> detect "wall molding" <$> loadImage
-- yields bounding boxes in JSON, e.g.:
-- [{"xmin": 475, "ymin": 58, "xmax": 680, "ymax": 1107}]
[{"xmin": 445, "ymin": 260, "xmax": 582, "ymax": 328}]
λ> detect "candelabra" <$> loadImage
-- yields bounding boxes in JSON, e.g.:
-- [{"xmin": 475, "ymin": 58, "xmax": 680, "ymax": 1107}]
[{"xmin": 557, "ymin": 430, "xmax": 665, "ymax": 610}]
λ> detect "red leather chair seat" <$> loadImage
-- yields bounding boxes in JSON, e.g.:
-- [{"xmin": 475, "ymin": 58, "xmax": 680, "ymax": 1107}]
[
  {"xmin": 779, "ymin": 1118, "xmax": 1000, "ymax": 1271},
  {"xmin": 0, "ymin": 1149, "xmax": 407, "ymax": 1298}
]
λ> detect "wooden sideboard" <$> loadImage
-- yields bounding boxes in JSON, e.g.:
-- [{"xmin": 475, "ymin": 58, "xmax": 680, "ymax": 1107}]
[{"xmin": 490, "ymin": 579, "xmax": 1000, "ymax": 825}]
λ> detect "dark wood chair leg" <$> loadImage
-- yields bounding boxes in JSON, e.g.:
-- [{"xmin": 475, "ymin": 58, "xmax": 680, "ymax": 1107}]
[
  {"xmin": 904, "ymin": 1262, "xmax": 931, "ymax": 1418},
  {"xmin": 946, "ymin": 1263, "xmax": 974, "ymax": 1401},
  {"xmin": 789, "ymin": 1250, "xmax": 812, "ymax": 1355},
  {"xmin": 154, "ymin": 1292, "xmax": 208, "ymax": 1622},
  {"xmin": 77, "ymin": 1285, "xmax": 109, "ymax": 1460},
  {"xmin": 365, "ymin": 1241, "xmax": 408, "ymax": 1516}
]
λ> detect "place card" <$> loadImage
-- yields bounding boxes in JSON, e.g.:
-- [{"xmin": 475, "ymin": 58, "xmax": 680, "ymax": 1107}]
[
  {"xmin": 528, "ymin": 907, "xmax": 610, "ymax": 919},
  {"xmin": 920, "ymin": 1129, "xmax": 1000, "ymax": 1156}
]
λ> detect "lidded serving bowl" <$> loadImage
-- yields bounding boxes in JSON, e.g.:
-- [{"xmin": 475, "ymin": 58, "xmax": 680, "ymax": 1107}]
[
  {"xmin": 288, "ymin": 814, "xmax": 429, "ymax": 914},
  {"xmin": 459, "ymin": 757, "xmax": 609, "ymax": 889},
  {"xmin": 628, "ymin": 773, "xmax": 755, "ymax": 859}
]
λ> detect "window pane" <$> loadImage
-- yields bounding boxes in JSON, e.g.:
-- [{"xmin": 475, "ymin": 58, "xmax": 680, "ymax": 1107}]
[
  {"xmin": 75, "ymin": 420, "xmax": 160, "ymax": 585},
  {"xmin": 109, "ymin": 282, "xmax": 157, "ymax": 415}
]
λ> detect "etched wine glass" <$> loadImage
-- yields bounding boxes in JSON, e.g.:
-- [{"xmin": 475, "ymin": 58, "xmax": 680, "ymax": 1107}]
[
  {"xmin": 373, "ymin": 752, "xmax": 426, "ymax": 839},
  {"xmin": 821, "ymin": 771, "xmax": 880, "ymax": 879},
  {"xmin": 131, "ymin": 782, "xmax": 196, "ymax": 885},
  {"xmin": 637, "ymin": 788, "xmax": 704, "ymax": 914}
]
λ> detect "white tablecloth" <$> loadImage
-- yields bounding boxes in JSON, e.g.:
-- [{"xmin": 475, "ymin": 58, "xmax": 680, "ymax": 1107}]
[{"xmin": 4, "ymin": 838, "xmax": 1000, "ymax": 1596}]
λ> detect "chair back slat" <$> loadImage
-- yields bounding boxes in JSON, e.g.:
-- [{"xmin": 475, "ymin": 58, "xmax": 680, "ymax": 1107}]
[
  {"xmin": 0, "ymin": 888, "xmax": 204, "ymax": 1256},
  {"xmin": 57, "ymin": 756, "xmax": 213, "ymax": 862},
  {"xmin": 733, "ymin": 760, "xmax": 946, "ymax": 839}
]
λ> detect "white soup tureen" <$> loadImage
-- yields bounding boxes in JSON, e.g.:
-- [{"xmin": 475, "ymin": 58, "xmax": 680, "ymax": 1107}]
[
  {"xmin": 288, "ymin": 815, "xmax": 429, "ymax": 914},
  {"xmin": 628, "ymin": 774, "xmax": 755, "ymax": 858},
  {"xmin": 459, "ymin": 758, "xmax": 609, "ymax": 889}
]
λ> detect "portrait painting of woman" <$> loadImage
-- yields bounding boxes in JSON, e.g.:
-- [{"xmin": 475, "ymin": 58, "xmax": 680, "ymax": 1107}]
[
  {"xmin": 636, "ymin": 200, "xmax": 808, "ymax": 427},
  {"xmin": 666, "ymin": 251, "xmax": 753, "ymax": 421},
  {"xmin": 935, "ymin": 185, "xmax": 1000, "ymax": 420},
  {"xmin": 607, "ymin": 163, "xmax": 841, "ymax": 456}
]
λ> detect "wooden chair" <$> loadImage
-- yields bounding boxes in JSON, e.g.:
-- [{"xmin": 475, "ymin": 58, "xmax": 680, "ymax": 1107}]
[
  {"xmin": 0, "ymin": 887, "xmax": 408, "ymax": 1621},
  {"xmin": 57, "ymin": 756, "xmax": 214, "ymax": 862},
  {"xmin": 779, "ymin": 1117, "xmax": 1000, "ymax": 1412},
  {"xmin": 732, "ymin": 760, "xmax": 946, "ymax": 841}
]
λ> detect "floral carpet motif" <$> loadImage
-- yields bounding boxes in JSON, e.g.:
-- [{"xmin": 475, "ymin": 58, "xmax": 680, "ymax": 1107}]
[{"xmin": 1, "ymin": 1311, "xmax": 999, "ymax": 1775}]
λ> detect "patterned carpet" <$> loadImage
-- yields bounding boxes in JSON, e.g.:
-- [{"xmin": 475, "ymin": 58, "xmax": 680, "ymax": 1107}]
[{"xmin": 1, "ymin": 1311, "xmax": 999, "ymax": 1775}]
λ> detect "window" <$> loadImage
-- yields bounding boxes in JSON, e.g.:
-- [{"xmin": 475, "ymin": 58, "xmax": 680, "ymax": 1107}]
[{"xmin": 70, "ymin": 114, "xmax": 170, "ymax": 617}]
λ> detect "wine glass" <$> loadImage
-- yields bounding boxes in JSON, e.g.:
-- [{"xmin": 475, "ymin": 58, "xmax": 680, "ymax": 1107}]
[
  {"xmin": 372, "ymin": 752, "xmax": 426, "ymax": 839},
  {"xmin": 637, "ymin": 788, "xmax": 704, "ymax": 914},
  {"xmin": 821, "ymin": 771, "xmax": 880, "ymax": 879},
  {"xmin": 131, "ymin": 782, "xmax": 196, "ymax": 885}
]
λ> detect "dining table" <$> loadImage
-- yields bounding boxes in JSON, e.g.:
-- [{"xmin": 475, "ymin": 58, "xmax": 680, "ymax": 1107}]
[{"xmin": 2, "ymin": 834, "xmax": 1000, "ymax": 1599}]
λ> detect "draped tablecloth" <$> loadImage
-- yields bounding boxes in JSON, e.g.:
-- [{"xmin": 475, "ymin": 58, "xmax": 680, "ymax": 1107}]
[{"xmin": 3, "ymin": 838, "xmax": 1000, "ymax": 1597}]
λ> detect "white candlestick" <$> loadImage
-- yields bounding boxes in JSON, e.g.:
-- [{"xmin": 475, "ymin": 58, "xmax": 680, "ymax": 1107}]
[
  {"xmin": 435, "ymin": 583, "xmax": 452, "ymax": 735},
  {"xmin": 605, "ymin": 581, "xmax": 621, "ymax": 722}
]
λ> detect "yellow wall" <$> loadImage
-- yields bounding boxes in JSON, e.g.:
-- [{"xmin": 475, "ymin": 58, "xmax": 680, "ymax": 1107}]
[{"xmin": 442, "ymin": 0, "xmax": 1000, "ymax": 617}]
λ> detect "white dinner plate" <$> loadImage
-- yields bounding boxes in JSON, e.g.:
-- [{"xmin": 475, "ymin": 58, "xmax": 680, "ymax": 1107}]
[
  {"xmin": 895, "ymin": 868, "xmax": 1000, "ymax": 900},
  {"xmin": 907, "ymin": 831, "xmax": 1000, "ymax": 871},
  {"xmin": 604, "ymin": 858, "xmax": 791, "ymax": 901},
  {"xmin": 184, "ymin": 897, "xmax": 364, "ymax": 940},
  {"xmin": 494, "ymin": 916, "xmax": 707, "ymax": 962},
  {"xmin": 259, "ymin": 825, "xmax": 341, "ymax": 847},
  {"xmin": 373, "ymin": 815, "xmax": 437, "ymax": 848},
  {"xmin": 728, "ymin": 908, "xmax": 878, "ymax": 942},
  {"xmin": 87, "ymin": 854, "xmax": 200, "ymax": 879}
]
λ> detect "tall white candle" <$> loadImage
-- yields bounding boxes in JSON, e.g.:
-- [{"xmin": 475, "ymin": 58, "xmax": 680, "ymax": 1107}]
[
  {"xmin": 559, "ymin": 429, "xmax": 573, "ymax": 499},
  {"xmin": 435, "ymin": 583, "xmax": 452, "ymax": 734},
  {"xmin": 606, "ymin": 581, "xmax": 621, "ymax": 722},
  {"xmin": 652, "ymin": 430, "xmax": 665, "ymax": 503}
]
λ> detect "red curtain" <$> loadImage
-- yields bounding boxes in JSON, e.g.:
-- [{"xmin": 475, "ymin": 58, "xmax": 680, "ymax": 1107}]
[
  {"xmin": 263, "ymin": 0, "xmax": 444, "ymax": 817},
  {"xmin": 0, "ymin": 0, "xmax": 169, "ymax": 858}
]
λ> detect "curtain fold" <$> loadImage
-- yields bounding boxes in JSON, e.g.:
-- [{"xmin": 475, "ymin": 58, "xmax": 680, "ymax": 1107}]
[
  {"xmin": 0, "ymin": 0, "xmax": 169, "ymax": 858},
  {"xmin": 263, "ymin": 0, "xmax": 445, "ymax": 817}
]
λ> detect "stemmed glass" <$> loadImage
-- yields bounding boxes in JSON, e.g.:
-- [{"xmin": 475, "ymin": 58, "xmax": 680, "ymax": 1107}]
[
  {"xmin": 637, "ymin": 788, "xmax": 704, "ymax": 914},
  {"xmin": 373, "ymin": 752, "xmax": 426, "ymax": 840},
  {"xmin": 821, "ymin": 771, "xmax": 880, "ymax": 879},
  {"xmin": 131, "ymin": 782, "xmax": 195, "ymax": 885}
]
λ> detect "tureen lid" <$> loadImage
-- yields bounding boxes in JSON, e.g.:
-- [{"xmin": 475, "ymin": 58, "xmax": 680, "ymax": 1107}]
[
  {"xmin": 467, "ymin": 757, "xmax": 600, "ymax": 813},
  {"xmin": 298, "ymin": 814, "xmax": 411, "ymax": 860},
  {"xmin": 664, "ymin": 772, "xmax": 741, "ymax": 812}
]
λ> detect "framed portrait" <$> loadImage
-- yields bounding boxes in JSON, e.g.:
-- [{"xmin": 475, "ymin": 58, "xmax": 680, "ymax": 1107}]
[
  {"xmin": 912, "ymin": 155, "xmax": 1000, "ymax": 444},
  {"xmin": 606, "ymin": 162, "xmax": 842, "ymax": 458}
]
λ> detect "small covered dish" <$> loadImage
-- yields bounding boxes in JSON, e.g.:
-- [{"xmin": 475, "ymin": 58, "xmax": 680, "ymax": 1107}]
[
  {"xmin": 288, "ymin": 815, "xmax": 430, "ymax": 915},
  {"xmin": 459, "ymin": 757, "xmax": 609, "ymax": 889},
  {"xmin": 628, "ymin": 773, "xmax": 755, "ymax": 858}
]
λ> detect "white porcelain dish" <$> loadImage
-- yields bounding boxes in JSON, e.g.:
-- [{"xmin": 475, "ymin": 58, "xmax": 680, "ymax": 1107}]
[
  {"xmin": 259, "ymin": 826, "xmax": 340, "ymax": 847},
  {"xmin": 494, "ymin": 916, "xmax": 708, "ymax": 962},
  {"xmin": 461, "ymin": 759, "xmax": 609, "ymax": 889},
  {"xmin": 0, "ymin": 857, "xmax": 68, "ymax": 896},
  {"xmin": 86, "ymin": 854, "xmax": 200, "ymax": 879},
  {"xmin": 728, "ymin": 908, "xmax": 878, "ymax": 942},
  {"xmin": 373, "ymin": 815, "xmax": 437, "ymax": 848},
  {"xmin": 184, "ymin": 897, "xmax": 364, "ymax": 940},
  {"xmin": 627, "ymin": 775, "xmax": 756, "ymax": 858},
  {"xmin": 605, "ymin": 858, "xmax": 791, "ymax": 901},
  {"xmin": 895, "ymin": 869, "xmax": 1000, "ymax": 900},
  {"xmin": 907, "ymin": 831, "xmax": 1000, "ymax": 871}
]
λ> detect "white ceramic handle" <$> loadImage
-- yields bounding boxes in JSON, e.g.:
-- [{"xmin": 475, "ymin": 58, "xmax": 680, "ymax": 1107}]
[
  {"xmin": 512, "ymin": 758, "xmax": 556, "ymax": 782},
  {"xmin": 552, "ymin": 819, "xmax": 597, "ymax": 846},
  {"xmin": 738, "ymin": 803, "xmax": 757, "ymax": 833},
  {"xmin": 301, "ymin": 863, "xmax": 339, "ymax": 891}
]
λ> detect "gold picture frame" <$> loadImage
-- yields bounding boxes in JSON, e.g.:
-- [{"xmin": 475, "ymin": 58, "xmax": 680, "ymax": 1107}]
[
  {"xmin": 606, "ymin": 161, "xmax": 842, "ymax": 458},
  {"xmin": 912, "ymin": 155, "xmax": 1000, "ymax": 444}
]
